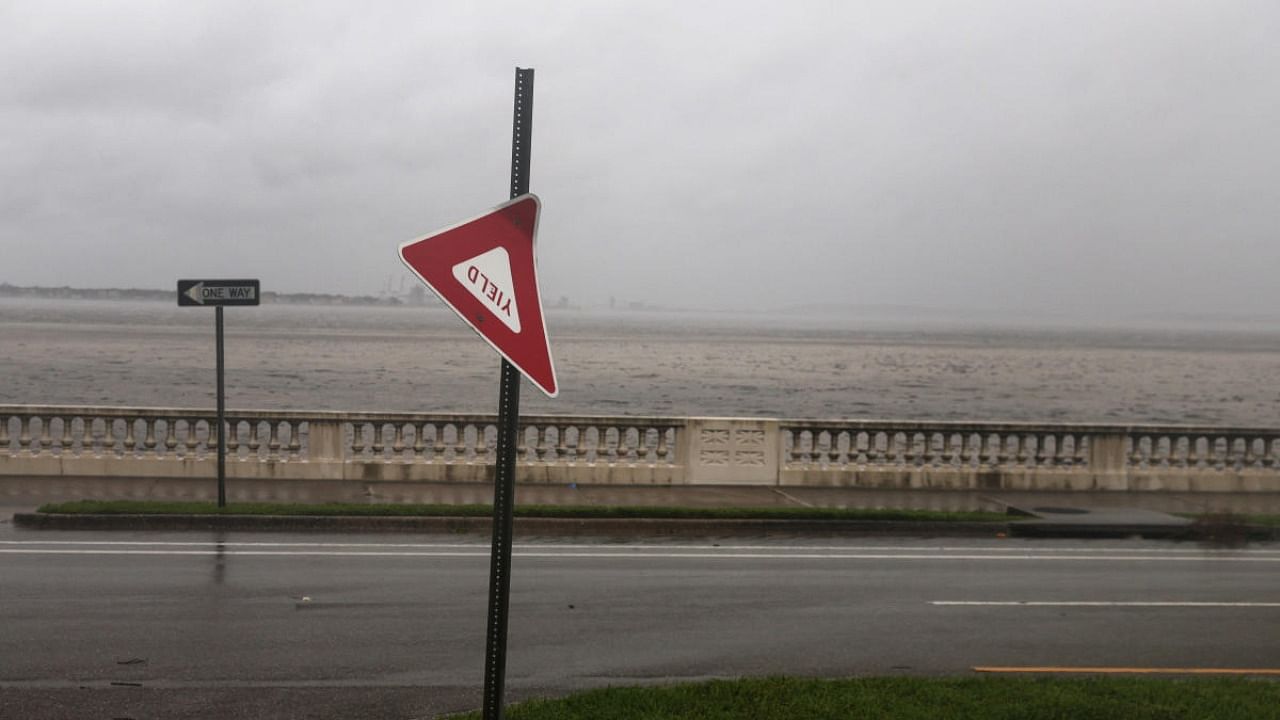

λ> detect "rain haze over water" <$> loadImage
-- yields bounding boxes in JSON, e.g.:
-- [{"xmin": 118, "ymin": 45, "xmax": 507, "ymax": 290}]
[
  {"xmin": 1, "ymin": 1, "xmax": 1279, "ymax": 323},
  {"xmin": 4, "ymin": 297, "xmax": 1279, "ymax": 425},
  {"xmin": 2, "ymin": 2, "xmax": 1279, "ymax": 422}
]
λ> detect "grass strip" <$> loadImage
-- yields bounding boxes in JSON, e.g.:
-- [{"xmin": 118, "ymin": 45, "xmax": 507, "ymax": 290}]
[
  {"xmin": 1177, "ymin": 512, "xmax": 1280, "ymax": 528},
  {"xmin": 453, "ymin": 676, "xmax": 1280, "ymax": 720},
  {"xmin": 34, "ymin": 500, "xmax": 1009, "ymax": 523}
]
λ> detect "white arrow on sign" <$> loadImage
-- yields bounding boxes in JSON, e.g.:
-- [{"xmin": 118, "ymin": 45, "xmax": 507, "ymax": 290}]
[{"xmin": 185, "ymin": 282, "xmax": 205, "ymax": 305}]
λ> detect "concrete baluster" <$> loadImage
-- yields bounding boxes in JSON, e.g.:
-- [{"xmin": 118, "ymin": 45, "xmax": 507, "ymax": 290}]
[
  {"xmin": 391, "ymin": 423, "xmax": 406, "ymax": 457},
  {"xmin": 922, "ymin": 433, "xmax": 937, "ymax": 466},
  {"xmin": 944, "ymin": 433, "xmax": 959, "ymax": 466},
  {"xmin": 992, "ymin": 433, "xmax": 1009, "ymax": 466},
  {"xmin": 349, "ymin": 422, "xmax": 365, "ymax": 457},
  {"xmin": 1145, "ymin": 435, "xmax": 1163, "ymax": 468},
  {"xmin": 583, "ymin": 426, "xmax": 599, "ymax": 463},
  {"xmin": 787, "ymin": 430, "xmax": 803, "ymax": 464},
  {"xmin": 143, "ymin": 417, "xmax": 157, "ymax": 454},
  {"xmin": 1055, "ymin": 434, "xmax": 1073, "ymax": 467},
  {"xmin": 1014, "ymin": 434, "xmax": 1028, "ymax": 466},
  {"xmin": 37, "ymin": 416, "xmax": 53, "ymax": 456},
  {"xmin": 868, "ymin": 431, "xmax": 885, "ymax": 465},
  {"xmin": 618, "ymin": 427, "xmax": 633, "ymax": 463},
  {"xmin": 263, "ymin": 420, "xmax": 279, "ymax": 458},
  {"xmin": 184, "ymin": 419, "xmax": 200, "ymax": 456},
  {"xmin": 122, "ymin": 418, "xmax": 136, "ymax": 455},
  {"xmin": 827, "ymin": 431, "xmax": 842, "ymax": 465},
  {"xmin": 475, "ymin": 424, "xmax": 490, "ymax": 462},
  {"xmin": 959, "ymin": 433, "xmax": 975, "ymax": 467},
  {"xmin": 164, "ymin": 419, "xmax": 178, "ymax": 454},
  {"xmin": 78, "ymin": 416, "xmax": 94, "ymax": 456},
  {"xmin": 974, "ymin": 433, "xmax": 989, "ymax": 469},
  {"xmin": 1187, "ymin": 435, "xmax": 1203, "ymax": 467},
  {"xmin": 635, "ymin": 427, "xmax": 651, "ymax": 463},
  {"xmin": 1035, "ymin": 434, "xmax": 1051, "ymax": 467},
  {"xmin": 287, "ymin": 421, "xmax": 301, "ymax": 459},
  {"xmin": 225, "ymin": 420, "xmax": 240, "ymax": 458},
  {"xmin": 556, "ymin": 426, "xmax": 570, "ymax": 462},
  {"xmin": 244, "ymin": 420, "xmax": 261, "ymax": 457},
  {"xmin": 452, "ymin": 424, "xmax": 468, "ymax": 461},
  {"xmin": 1126, "ymin": 436, "xmax": 1142, "ymax": 467},
  {"xmin": 59, "ymin": 416, "xmax": 74, "ymax": 455},
  {"xmin": 17, "ymin": 416, "xmax": 34, "ymax": 456},
  {"xmin": 412, "ymin": 423, "xmax": 427, "ymax": 460},
  {"xmin": 1074, "ymin": 434, "xmax": 1089, "ymax": 467},
  {"xmin": 882, "ymin": 432, "xmax": 898, "ymax": 466},
  {"xmin": 514, "ymin": 425, "xmax": 528, "ymax": 462},
  {"xmin": 431, "ymin": 424, "xmax": 445, "ymax": 462},
  {"xmin": 904, "ymin": 432, "xmax": 920, "ymax": 466},
  {"xmin": 535, "ymin": 426, "xmax": 550, "ymax": 462}
]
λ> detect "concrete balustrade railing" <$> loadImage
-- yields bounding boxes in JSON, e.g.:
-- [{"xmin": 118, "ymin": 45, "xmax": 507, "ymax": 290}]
[
  {"xmin": 780, "ymin": 421, "xmax": 1280, "ymax": 492},
  {"xmin": 2, "ymin": 405, "xmax": 1279, "ymax": 493},
  {"xmin": 0, "ymin": 406, "xmax": 682, "ymax": 486}
]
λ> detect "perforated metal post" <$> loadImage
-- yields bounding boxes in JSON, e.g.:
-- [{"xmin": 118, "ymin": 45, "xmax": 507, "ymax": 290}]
[
  {"xmin": 215, "ymin": 305, "xmax": 227, "ymax": 508},
  {"xmin": 481, "ymin": 66, "xmax": 534, "ymax": 720}
]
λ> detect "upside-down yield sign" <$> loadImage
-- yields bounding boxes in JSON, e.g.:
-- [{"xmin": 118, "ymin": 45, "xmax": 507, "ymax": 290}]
[{"xmin": 398, "ymin": 194, "xmax": 558, "ymax": 397}]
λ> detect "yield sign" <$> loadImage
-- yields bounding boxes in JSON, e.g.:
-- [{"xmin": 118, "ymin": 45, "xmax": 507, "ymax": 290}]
[{"xmin": 398, "ymin": 194, "xmax": 558, "ymax": 397}]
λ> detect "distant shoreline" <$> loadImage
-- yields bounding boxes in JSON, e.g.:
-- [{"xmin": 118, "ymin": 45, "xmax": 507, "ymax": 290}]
[
  {"xmin": 4, "ymin": 284, "xmax": 1280, "ymax": 335},
  {"xmin": 0, "ymin": 282, "xmax": 413, "ymax": 307}
]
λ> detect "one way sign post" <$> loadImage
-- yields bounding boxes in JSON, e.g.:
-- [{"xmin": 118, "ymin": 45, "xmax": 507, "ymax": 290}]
[{"xmin": 177, "ymin": 278, "xmax": 260, "ymax": 507}]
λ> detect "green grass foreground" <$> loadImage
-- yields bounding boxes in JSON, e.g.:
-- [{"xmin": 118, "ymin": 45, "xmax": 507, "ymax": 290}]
[
  {"xmin": 1245, "ymin": 514, "xmax": 1280, "ymax": 527},
  {"xmin": 35, "ymin": 500, "xmax": 1009, "ymax": 523},
  {"xmin": 455, "ymin": 677, "xmax": 1280, "ymax": 720}
]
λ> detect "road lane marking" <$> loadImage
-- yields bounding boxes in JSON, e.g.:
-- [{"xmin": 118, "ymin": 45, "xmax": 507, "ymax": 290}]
[
  {"xmin": 974, "ymin": 666, "xmax": 1280, "ymax": 675},
  {"xmin": 940, "ymin": 600, "xmax": 1280, "ymax": 607},
  {"xmin": 2, "ymin": 548, "xmax": 1280, "ymax": 562},
  {"xmin": 3, "ymin": 540, "xmax": 1278, "ymax": 555}
]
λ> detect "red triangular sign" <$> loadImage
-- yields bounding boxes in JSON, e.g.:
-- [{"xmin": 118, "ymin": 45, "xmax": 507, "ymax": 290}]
[{"xmin": 398, "ymin": 194, "xmax": 558, "ymax": 397}]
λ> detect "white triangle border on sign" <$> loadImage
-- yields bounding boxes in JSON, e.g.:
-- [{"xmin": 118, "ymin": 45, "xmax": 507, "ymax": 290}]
[
  {"xmin": 397, "ymin": 193, "xmax": 558, "ymax": 398},
  {"xmin": 451, "ymin": 246, "xmax": 521, "ymax": 333}
]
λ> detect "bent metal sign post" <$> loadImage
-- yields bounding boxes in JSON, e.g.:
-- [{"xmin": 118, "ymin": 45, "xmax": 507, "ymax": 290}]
[
  {"xmin": 398, "ymin": 68, "xmax": 554, "ymax": 720},
  {"xmin": 176, "ymin": 278, "xmax": 260, "ymax": 507}
]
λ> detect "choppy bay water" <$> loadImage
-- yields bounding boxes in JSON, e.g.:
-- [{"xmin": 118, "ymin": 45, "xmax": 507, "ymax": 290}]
[{"xmin": 2, "ymin": 297, "xmax": 1279, "ymax": 425}]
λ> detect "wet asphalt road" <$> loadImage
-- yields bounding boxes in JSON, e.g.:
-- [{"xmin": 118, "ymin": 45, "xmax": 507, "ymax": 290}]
[{"xmin": 1, "ymin": 522, "xmax": 1278, "ymax": 719}]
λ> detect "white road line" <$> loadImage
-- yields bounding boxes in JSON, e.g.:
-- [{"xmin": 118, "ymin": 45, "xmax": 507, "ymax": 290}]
[
  {"xmin": 2, "ymin": 540, "xmax": 1277, "ymax": 555},
  {"xmin": 2, "ymin": 548, "xmax": 1279, "ymax": 561},
  {"xmin": 933, "ymin": 601, "xmax": 1280, "ymax": 607}
]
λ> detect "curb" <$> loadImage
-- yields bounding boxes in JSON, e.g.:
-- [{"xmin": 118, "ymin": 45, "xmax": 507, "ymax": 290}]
[{"xmin": 12, "ymin": 513, "xmax": 1010, "ymax": 538}]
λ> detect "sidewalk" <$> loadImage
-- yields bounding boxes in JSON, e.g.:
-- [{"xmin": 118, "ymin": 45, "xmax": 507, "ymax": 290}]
[
  {"xmin": 7, "ymin": 476, "xmax": 1280, "ymax": 541},
  {"xmin": 6, "ymin": 476, "xmax": 1280, "ymax": 515}
]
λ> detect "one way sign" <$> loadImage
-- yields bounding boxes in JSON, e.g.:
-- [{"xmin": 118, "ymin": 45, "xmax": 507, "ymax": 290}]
[{"xmin": 177, "ymin": 279, "xmax": 261, "ymax": 307}]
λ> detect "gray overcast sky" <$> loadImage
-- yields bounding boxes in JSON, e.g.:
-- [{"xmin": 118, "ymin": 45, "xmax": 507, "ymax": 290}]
[{"xmin": 2, "ymin": 1, "xmax": 1277, "ymax": 318}]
